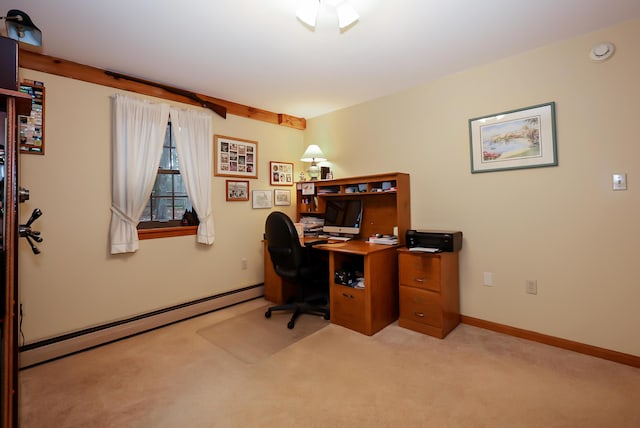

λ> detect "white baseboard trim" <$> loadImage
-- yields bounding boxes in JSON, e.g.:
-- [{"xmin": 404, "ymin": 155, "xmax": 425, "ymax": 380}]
[{"xmin": 19, "ymin": 285, "xmax": 264, "ymax": 368}]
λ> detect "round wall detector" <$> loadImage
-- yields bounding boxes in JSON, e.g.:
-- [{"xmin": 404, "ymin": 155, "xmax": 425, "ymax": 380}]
[{"xmin": 589, "ymin": 42, "xmax": 615, "ymax": 62}]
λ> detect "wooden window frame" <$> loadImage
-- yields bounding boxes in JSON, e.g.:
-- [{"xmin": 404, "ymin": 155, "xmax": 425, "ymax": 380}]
[{"xmin": 138, "ymin": 225, "xmax": 197, "ymax": 240}]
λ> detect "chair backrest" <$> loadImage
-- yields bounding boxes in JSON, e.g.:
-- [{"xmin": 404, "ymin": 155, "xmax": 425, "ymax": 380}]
[{"xmin": 265, "ymin": 212, "xmax": 304, "ymax": 279}]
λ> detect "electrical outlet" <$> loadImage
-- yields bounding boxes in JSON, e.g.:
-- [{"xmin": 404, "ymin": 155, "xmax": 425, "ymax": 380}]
[
  {"xmin": 526, "ymin": 279, "xmax": 538, "ymax": 295},
  {"xmin": 241, "ymin": 258, "xmax": 248, "ymax": 270}
]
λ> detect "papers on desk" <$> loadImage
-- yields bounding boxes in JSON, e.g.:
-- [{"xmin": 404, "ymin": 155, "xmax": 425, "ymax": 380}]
[
  {"xmin": 300, "ymin": 216, "xmax": 324, "ymax": 236},
  {"xmin": 408, "ymin": 246, "xmax": 441, "ymax": 253},
  {"xmin": 368, "ymin": 236, "xmax": 398, "ymax": 245}
]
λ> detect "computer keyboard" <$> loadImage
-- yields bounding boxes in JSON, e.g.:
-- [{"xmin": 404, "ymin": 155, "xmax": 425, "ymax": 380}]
[
  {"xmin": 329, "ymin": 236, "xmax": 352, "ymax": 241},
  {"xmin": 305, "ymin": 239, "xmax": 328, "ymax": 247}
]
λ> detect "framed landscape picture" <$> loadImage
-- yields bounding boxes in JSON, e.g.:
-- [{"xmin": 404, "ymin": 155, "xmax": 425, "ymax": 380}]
[
  {"xmin": 252, "ymin": 190, "xmax": 273, "ymax": 209},
  {"xmin": 274, "ymin": 189, "xmax": 291, "ymax": 206},
  {"xmin": 214, "ymin": 135, "xmax": 258, "ymax": 179},
  {"xmin": 469, "ymin": 102, "xmax": 557, "ymax": 173},
  {"xmin": 270, "ymin": 161, "xmax": 294, "ymax": 186}
]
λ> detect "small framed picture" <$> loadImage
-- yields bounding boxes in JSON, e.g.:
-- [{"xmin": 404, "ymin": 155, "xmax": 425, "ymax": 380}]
[
  {"xmin": 270, "ymin": 161, "xmax": 294, "ymax": 186},
  {"xmin": 301, "ymin": 182, "xmax": 315, "ymax": 196},
  {"xmin": 252, "ymin": 190, "xmax": 273, "ymax": 209},
  {"xmin": 226, "ymin": 180, "xmax": 249, "ymax": 201},
  {"xmin": 321, "ymin": 166, "xmax": 331, "ymax": 180},
  {"xmin": 274, "ymin": 189, "xmax": 291, "ymax": 206}
]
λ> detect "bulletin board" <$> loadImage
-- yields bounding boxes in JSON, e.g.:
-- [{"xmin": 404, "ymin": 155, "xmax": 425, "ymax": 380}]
[{"xmin": 18, "ymin": 79, "xmax": 45, "ymax": 155}]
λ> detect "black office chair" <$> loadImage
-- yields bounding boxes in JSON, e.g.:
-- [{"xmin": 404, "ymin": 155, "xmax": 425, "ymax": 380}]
[{"xmin": 264, "ymin": 211, "xmax": 330, "ymax": 329}]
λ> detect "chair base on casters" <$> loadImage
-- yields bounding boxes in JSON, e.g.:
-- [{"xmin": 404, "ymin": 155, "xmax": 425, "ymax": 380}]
[{"xmin": 265, "ymin": 300, "xmax": 330, "ymax": 329}]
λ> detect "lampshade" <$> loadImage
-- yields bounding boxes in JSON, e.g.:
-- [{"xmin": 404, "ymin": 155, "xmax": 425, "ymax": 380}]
[
  {"xmin": 3, "ymin": 9, "xmax": 42, "ymax": 46},
  {"xmin": 300, "ymin": 145, "xmax": 327, "ymax": 162}
]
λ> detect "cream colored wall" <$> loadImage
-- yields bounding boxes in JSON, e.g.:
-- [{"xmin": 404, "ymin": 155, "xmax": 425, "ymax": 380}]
[
  {"xmin": 17, "ymin": 70, "xmax": 304, "ymax": 342},
  {"xmin": 306, "ymin": 20, "xmax": 640, "ymax": 356}
]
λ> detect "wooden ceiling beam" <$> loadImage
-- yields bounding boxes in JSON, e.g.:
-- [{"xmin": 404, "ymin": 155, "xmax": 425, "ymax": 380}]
[{"xmin": 18, "ymin": 50, "xmax": 306, "ymax": 130}]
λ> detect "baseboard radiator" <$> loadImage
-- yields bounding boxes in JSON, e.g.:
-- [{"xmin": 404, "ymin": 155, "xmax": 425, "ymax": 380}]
[{"xmin": 19, "ymin": 284, "xmax": 264, "ymax": 369}]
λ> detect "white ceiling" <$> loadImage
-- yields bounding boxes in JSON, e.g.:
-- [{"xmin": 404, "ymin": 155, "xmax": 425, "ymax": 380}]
[{"xmin": 3, "ymin": 0, "xmax": 640, "ymax": 119}]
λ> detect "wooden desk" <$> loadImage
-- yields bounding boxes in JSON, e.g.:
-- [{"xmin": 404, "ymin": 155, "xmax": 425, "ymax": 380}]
[{"xmin": 264, "ymin": 238, "xmax": 399, "ymax": 336}]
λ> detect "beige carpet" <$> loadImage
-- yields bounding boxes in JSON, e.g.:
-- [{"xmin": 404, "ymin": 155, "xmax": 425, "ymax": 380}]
[
  {"xmin": 18, "ymin": 299, "xmax": 640, "ymax": 427},
  {"xmin": 197, "ymin": 304, "xmax": 329, "ymax": 363}
]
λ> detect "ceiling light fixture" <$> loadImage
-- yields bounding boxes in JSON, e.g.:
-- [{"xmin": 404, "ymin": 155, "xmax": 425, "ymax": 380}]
[
  {"xmin": 1, "ymin": 9, "xmax": 42, "ymax": 46},
  {"xmin": 296, "ymin": 0, "xmax": 359, "ymax": 31}
]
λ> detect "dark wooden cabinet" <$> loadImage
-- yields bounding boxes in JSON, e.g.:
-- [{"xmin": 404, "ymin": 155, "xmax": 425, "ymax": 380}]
[{"xmin": 1, "ymin": 87, "xmax": 31, "ymax": 427}]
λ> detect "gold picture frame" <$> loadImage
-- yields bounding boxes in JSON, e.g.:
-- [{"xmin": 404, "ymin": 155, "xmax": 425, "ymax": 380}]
[
  {"xmin": 214, "ymin": 135, "xmax": 258, "ymax": 179},
  {"xmin": 270, "ymin": 161, "xmax": 294, "ymax": 186}
]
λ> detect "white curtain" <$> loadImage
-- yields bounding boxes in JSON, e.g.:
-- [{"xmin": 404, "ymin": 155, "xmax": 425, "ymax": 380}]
[
  {"xmin": 110, "ymin": 95, "xmax": 170, "ymax": 254},
  {"xmin": 170, "ymin": 107, "xmax": 215, "ymax": 244}
]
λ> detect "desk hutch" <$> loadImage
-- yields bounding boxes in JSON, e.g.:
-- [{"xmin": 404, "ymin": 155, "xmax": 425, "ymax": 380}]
[{"xmin": 296, "ymin": 172, "xmax": 410, "ymax": 245}]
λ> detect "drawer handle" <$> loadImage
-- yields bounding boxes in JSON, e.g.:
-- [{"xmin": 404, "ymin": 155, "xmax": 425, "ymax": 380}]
[
  {"xmin": 414, "ymin": 277, "xmax": 425, "ymax": 283},
  {"xmin": 414, "ymin": 312, "xmax": 425, "ymax": 318},
  {"xmin": 342, "ymin": 292, "xmax": 354, "ymax": 299}
]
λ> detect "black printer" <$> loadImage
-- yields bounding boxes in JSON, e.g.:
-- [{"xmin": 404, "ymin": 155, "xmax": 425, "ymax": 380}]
[{"xmin": 406, "ymin": 229, "xmax": 462, "ymax": 252}]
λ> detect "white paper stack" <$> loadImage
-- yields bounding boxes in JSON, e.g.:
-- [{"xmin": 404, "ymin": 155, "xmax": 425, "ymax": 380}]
[{"xmin": 368, "ymin": 236, "xmax": 398, "ymax": 245}]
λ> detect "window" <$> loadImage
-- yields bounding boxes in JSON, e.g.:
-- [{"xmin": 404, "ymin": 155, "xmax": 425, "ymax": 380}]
[{"xmin": 138, "ymin": 122, "xmax": 193, "ymax": 230}]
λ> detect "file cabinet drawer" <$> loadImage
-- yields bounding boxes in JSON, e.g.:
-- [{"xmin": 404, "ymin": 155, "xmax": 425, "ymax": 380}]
[
  {"xmin": 398, "ymin": 252, "xmax": 441, "ymax": 291},
  {"xmin": 331, "ymin": 285, "xmax": 366, "ymax": 333},
  {"xmin": 399, "ymin": 286, "xmax": 443, "ymax": 328}
]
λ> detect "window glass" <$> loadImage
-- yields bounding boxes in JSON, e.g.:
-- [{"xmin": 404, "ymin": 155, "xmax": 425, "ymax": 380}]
[
  {"xmin": 174, "ymin": 175, "xmax": 187, "ymax": 196},
  {"xmin": 159, "ymin": 147, "xmax": 171, "ymax": 170},
  {"xmin": 172, "ymin": 147, "xmax": 180, "ymax": 170},
  {"xmin": 138, "ymin": 122, "xmax": 193, "ymax": 228},
  {"xmin": 154, "ymin": 174, "xmax": 173, "ymax": 197}
]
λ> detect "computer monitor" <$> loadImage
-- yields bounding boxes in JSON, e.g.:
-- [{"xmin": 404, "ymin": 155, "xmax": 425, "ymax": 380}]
[{"xmin": 323, "ymin": 199, "xmax": 363, "ymax": 236}]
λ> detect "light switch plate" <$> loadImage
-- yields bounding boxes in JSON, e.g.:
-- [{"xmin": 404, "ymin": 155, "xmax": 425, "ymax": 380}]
[{"xmin": 612, "ymin": 173, "xmax": 627, "ymax": 191}]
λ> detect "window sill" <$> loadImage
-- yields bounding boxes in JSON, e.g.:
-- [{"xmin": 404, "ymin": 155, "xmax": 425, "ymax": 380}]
[{"xmin": 138, "ymin": 226, "xmax": 198, "ymax": 240}]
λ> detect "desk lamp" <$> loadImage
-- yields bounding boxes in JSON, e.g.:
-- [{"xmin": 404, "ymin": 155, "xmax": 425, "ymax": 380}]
[{"xmin": 301, "ymin": 145, "xmax": 327, "ymax": 181}]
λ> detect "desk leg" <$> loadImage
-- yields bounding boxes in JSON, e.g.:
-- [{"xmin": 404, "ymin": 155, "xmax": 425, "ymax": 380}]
[{"xmin": 263, "ymin": 241, "xmax": 295, "ymax": 304}]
